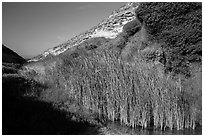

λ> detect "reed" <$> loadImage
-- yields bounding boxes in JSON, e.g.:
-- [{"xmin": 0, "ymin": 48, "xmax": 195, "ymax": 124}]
[{"xmin": 20, "ymin": 48, "xmax": 201, "ymax": 130}]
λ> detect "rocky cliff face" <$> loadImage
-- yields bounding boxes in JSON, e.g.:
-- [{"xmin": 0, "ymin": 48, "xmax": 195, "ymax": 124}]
[{"xmin": 29, "ymin": 2, "xmax": 139, "ymax": 62}]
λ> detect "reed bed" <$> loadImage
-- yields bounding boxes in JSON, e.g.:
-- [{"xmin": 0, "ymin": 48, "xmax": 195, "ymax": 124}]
[{"xmin": 20, "ymin": 48, "xmax": 201, "ymax": 130}]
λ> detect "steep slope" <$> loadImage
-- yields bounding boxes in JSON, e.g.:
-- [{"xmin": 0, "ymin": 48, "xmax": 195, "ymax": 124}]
[
  {"xmin": 2, "ymin": 45, "xmax": 26, "ymax": 64},
  {"xmin": 29, "ymin": 2, "xmax": 139, "ymax": 62}
]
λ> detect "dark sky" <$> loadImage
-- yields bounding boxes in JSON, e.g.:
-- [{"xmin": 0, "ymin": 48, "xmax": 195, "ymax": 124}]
[{"xmin": 2, "ymin": 2, "xmax": 125, "ymax": 58}]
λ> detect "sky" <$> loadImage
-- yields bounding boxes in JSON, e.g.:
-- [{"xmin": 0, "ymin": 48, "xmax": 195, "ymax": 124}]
[{"xmin": 2, "ymin": 2, "xmax": 125, "ymax": 59}]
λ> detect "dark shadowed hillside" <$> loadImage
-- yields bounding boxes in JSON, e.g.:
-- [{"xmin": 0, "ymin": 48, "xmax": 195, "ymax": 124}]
[
  {"xmin": 2, "ymin": 44, "xmax": 26, "ymax": 64},
  {"xmin": 2, "ymin": 44, "xmax": 26, "ymax": 74}
]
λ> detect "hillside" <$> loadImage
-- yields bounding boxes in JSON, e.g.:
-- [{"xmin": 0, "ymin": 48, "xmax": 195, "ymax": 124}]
[
  {"xmin": 19, "ymin": 2, "xmax": 201, "ymax": 133},
  {"xmin": 136, "ymin": 2, "xmax": 202, "ymax": 76},
  {"xmin": 29, "ymin": 2, "xmax": 139, "ymax": 62},
  {"xmin": 2, "ymin": 45, "xmax": 26, "ymax": 74},
  {"xmin": 2, "ymin": 44, "xmax": 26, "ymax": 64}
]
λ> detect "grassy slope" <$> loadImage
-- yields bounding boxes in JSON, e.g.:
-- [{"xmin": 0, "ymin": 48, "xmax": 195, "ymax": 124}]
[{"xmin": 19, "ymin": 2, "xmax": 202, "ymax": 132}]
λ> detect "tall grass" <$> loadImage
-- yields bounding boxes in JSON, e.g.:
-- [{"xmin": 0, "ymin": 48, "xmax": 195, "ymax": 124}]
[{"xmin": 20, "ymin": 48, "xmax": 201, "ymax": 130}]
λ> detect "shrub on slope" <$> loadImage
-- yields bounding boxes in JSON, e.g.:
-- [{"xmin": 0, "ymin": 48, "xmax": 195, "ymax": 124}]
[{"xmin": 123, "ymin": 19, "xmax": 141, "ymax": 37}]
